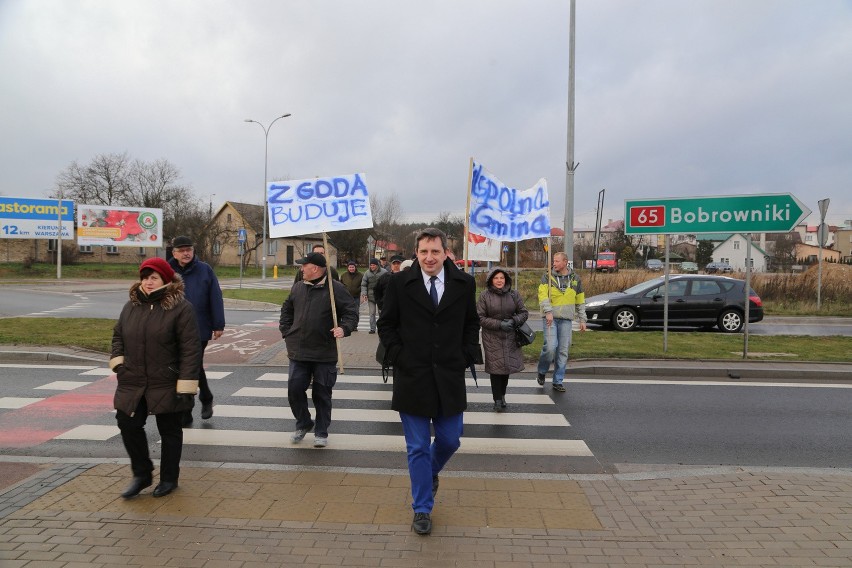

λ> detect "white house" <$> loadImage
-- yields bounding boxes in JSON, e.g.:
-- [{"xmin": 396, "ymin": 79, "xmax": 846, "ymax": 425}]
[{"xmin": 712, "ymin": 234, "xmax": 770, "ymax": 272}]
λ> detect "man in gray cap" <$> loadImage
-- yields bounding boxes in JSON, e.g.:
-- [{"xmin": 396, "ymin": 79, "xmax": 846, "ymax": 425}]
[
  {"xmin": 374, "ymin": 254, "xmax": 404, "ymax": 313},
  {"xmin": 360, "ymin": 258, "xmax": 386, "ymax": 334}
]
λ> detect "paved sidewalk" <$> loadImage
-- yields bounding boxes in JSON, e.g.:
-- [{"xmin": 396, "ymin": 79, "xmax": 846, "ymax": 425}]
[{"xmin": 1, "ymin": 457, "xmax": 851, "ymax": 567}]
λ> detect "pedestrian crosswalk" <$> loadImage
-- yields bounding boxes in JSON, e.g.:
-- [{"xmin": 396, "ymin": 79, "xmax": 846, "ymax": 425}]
[{"xmin": 3, "ymin": 364, "xmax": 593, "ymax": 459}]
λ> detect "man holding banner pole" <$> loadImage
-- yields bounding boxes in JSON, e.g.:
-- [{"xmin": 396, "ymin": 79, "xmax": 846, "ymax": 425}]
[{"xmin": 279, "ymin": 252, "xmax": 358, "ymax": 448}]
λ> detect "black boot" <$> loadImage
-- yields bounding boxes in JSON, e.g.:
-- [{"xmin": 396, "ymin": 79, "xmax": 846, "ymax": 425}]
[{"xmin": 121, "ymin": 476, "xmax": 152, "ymax": 499}]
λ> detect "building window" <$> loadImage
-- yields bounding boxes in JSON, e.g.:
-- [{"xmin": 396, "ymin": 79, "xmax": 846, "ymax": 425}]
[
  {"xmin": 78, "ymin": 245, "xmax": 93, "ymax": 254},
  {"xmin": 138, "ymin": 247, "xmax": 146, "ymax": 256},
  {"xmin": 227, "ymin": 213, "xmax": 232, "ymax": 223},
  {"xmin": 47, "ymin": 239, "xmax": 57, "ymax": 252},
  {"xmin": 213, "ymin": 241, "xmax": 221, "ymax": 255},
  {"xmin": 733, "ymin": 240, "xmax": 740, "ymax": 250},
  {"xmin": 106, "ymin": 245, "xmax": 119, "ymax": 255},
  {"xmin": 267, "ymin": 240, "xmax": 277, "ymax": 255}
]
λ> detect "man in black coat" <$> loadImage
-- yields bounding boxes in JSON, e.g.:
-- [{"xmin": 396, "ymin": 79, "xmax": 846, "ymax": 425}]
[
  {"xmin": 280, "ymin": 252, "xmax": 358, "ymax": 448},
  {"xmin": 377, "ymin": 228, "xmax": 481, "ymax": 536}
]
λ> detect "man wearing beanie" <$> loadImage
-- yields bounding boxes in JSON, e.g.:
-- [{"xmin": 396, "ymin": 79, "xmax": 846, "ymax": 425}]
[
  {"xmin": 110, "ymin": 256, "xmax": 201, "ymax": 498},
  {"xmin": 360, "ymin": 258, "xmax": 386, "ymax": 333},
  {"xmin": 339, "ymin": 260, "xmax": 363, "ymax": 331},
  {"xmin": 168, "ymin": 236, "xmax": 225, "ymax": 425}
]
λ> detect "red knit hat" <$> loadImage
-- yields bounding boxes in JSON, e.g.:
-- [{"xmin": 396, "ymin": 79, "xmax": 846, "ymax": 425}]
[{"xmin": 139, "ymin": 257, "xmax": 175, "ymax": 284}]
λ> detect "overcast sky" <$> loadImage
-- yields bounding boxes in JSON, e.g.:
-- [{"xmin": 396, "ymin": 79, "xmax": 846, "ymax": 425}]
[{"xmin": 2, "ymin": 0, "xmax": 851, "ymax": 229}]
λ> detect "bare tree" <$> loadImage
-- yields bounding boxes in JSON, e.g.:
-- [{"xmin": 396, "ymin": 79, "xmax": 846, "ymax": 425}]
[{"xmin": 54, "ymin": 152, "xmax": 131, "ymax": 204}]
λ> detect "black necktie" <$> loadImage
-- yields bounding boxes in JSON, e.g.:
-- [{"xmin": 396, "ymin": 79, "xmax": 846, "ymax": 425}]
[{"xmin": 429, "ymin": 276, "xmax": 438, "ymax": 307}]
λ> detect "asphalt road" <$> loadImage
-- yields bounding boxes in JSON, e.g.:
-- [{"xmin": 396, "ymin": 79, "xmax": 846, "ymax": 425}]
[
  {"xmin": 1, "ymin": 284, "xmax": 850, "ymax": 335},
  {"xmin": 2, "ymin": 363, "xmax": 850, "ymax": 474}
]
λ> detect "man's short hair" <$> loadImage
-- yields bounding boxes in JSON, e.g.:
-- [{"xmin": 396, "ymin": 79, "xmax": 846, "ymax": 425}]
[
  {"xmin": 414, "ymin": 227, "xmax": 448, "ymax": 251},
  {"xmin": 553, "ymin": 251, "xmax": 568, "ymax": 262},
  {"xmin": 312, "ymin": 244, "xmax": 325, "ymax": 252}
]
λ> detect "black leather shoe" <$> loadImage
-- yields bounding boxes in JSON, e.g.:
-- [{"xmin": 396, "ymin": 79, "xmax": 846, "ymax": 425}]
[
  {"xmin": 412, "ymin": 512, "xmax": 432, "ymax": 535},
  {"xmin": 432, "ymin": 475, "xmax": 439, "ymax": 498},
  {"xmin": 121, "ymin": 476, "xmax": 152, "ymax": 499},
  {"xmin": 493, "ymin": 401, "xmax": 501, "ymax": 412},
  {"xmin": 152, "ymin": 481, "xmax": 178, "ymax": 497},
  {"xmin": 201, "ymin": 401, "xmax": 213, "ymax": 420},
  {"xmin": 500, "ymin": 397, "xmax": 507, "ymax": 408}
]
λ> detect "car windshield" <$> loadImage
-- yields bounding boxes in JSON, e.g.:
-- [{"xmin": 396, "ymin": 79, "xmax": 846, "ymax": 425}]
[{"xmin": 621, "ymin": 278, "xmax": 665, "ymax": 295}]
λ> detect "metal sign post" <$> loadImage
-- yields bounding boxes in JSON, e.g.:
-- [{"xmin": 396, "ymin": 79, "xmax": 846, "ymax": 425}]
[{"xmin": 238, "ymin": 228, "xmax": 246, "ymax": 289}]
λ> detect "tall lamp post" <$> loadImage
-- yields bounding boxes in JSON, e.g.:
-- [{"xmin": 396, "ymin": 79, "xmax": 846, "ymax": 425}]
[{"xmin": 244, "ymin": 113, "xmax": 291, "ymax": 279}]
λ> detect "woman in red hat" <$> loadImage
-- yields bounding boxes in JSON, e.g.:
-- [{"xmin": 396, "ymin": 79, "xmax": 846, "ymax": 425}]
[{"xmin": 110, "ymin": 257, "xmax": 202, "ymax": 498}]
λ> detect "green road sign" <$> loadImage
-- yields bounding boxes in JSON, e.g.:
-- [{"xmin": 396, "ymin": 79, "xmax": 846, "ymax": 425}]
[{"xmin": 624, "ymin": 193, "xmax": 811, "ymax": 235}]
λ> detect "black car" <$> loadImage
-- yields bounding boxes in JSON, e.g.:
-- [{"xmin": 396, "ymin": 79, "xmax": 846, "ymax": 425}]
[{"xmin": 584, "ymin": 275, "xmax": 763, "ymax": 333}]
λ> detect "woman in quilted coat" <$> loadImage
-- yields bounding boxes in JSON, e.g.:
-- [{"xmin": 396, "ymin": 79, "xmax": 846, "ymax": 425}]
[
  {"xmin": 476, "ymin": 267, "xmax": 529, "ymax": 411},
  {"xmin": 110, "ymin": 257, "xmax": 202, "ymax": 499}
]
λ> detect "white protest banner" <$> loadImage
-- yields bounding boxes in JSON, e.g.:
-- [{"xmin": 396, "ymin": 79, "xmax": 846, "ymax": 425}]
[
  {"xmin": 77, "ymin": 205, "xmax": 163, "ymax": 246},
  {"xmin": 466, "ymin": 232, "xmax": 501, "ymax": 262},
  {"xmin": 469, "ymin": 161, "xmax": 550, "ymax": 242},
  {"xmin": 267, "ymin": 173, "xmax": 374, "ymax": 238}
]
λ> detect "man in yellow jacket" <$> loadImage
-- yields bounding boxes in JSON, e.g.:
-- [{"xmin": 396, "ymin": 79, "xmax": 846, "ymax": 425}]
[{"xmin": 537, "ymin": 252, "xmax": 587, "ymax": 392}]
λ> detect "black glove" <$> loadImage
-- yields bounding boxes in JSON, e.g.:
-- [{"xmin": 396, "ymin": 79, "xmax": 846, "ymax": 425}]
[
  {"xmin": 500, "ymin": 319, "xmax": 515, "ymax": 332},
  {"xmin": 176, "ymin": 394, "xmax": 194, "ymax": 406}
]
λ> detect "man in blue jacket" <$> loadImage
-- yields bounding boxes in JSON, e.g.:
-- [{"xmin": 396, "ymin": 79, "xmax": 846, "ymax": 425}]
[{"xmin": 168, "ymin": 236, "xmax": 225, "ymax": 425}]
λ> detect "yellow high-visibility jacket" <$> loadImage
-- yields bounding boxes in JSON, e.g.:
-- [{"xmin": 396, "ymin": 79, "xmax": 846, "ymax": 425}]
[{"xmin": 538, "ymin": 271, "xmax": 587, "ymax": 323}]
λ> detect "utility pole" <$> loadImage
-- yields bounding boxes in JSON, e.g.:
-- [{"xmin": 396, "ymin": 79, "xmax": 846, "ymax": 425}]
[{"xmin": 563, "ymin": 0, "xmax": 578, "ymax": 262}]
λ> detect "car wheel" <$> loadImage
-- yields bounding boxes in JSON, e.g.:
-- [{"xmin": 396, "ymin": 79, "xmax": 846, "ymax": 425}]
[
  {"xmin": 717, "ymin": 309, "xmax": 743, "ymax": 333},
  {"xmin": 612, "ymin": 308, "xmax": 638, "ymax": 331}
]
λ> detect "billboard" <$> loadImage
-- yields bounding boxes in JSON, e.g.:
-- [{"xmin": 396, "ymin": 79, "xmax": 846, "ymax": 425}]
[
  {"xmin": 77, "ymin": 205, "xmax": 163, "ymax": 246},
  {"xmin": 0, "ymin": 197, "xmax": 74, "ymax": 239}
]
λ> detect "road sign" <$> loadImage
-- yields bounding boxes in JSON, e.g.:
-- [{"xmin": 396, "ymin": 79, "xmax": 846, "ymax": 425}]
[
  {"xmin": 624, "ymin": 193, "xmax": 811, "ymax": 235},
  {"xmin": 238, "ymin": 228, "xmax": 247, "ymax": 243},
  {"xmin": 817, "ymin": 223, "xmax": 829, "ymax": 247}
]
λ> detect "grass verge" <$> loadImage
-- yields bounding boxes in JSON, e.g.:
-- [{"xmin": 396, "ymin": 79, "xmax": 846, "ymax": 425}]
[
  {"xmin": 1, "ymin": 317, "xmax": 850, "ymax": 362},
  {"xmin": 522, "ymin": 330, "xmax": 852, "ymax": 363}
]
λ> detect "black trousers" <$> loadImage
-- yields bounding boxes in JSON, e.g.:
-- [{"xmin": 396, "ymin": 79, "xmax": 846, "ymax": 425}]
[
  {"xmin": 489, "ymin": 374, "xmax": 509, "ymax": 401},
  {"xmin": 116, "ymin": 396, "xmax": 183, "ymax": 482},
  {"xmin": 198, "ymin": 340, "xmax": 213, "ymax": 404},
  {"xmin": 288, "ymin": 360, "xmax": 337, "ymax": 438}
]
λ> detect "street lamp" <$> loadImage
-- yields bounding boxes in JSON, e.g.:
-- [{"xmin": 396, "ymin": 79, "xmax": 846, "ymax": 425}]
[{"xmin": 244, "ymin": 113, "xmax": 291, "ymax": 279}]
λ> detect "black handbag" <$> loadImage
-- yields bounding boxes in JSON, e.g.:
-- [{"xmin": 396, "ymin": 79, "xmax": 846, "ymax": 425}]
[{"xmin": 515, "ymin": 322, "xmax": 536, "ymax": 346}]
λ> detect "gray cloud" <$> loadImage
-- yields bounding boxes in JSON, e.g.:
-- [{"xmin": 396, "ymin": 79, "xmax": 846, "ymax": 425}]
[{"xmin": 1, "ymin": 0, "xmax": 850, "ymax": 228}]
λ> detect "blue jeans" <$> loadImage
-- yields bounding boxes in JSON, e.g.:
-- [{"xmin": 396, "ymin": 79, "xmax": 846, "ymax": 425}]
[
  {"xmin": 367, "ymin": 300, "xmax": 378, "ymax": 332},
  {"xmin": 399, "ymin": 412, "xmax": 463, "ymax": 513},
  {"xmin": 536, "ymin": 318, "xmax": 573, "ymax": 385}
]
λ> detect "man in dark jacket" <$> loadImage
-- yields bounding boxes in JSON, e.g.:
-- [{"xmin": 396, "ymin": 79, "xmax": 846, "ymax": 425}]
[
  {"xmin": 377, "ymin": 228, "xmax": 481, "ymax": 536},
  {"xmin": 373, "ymin": 254, "xmax": 403, "ymax": 312},
  {"xmin": 168, "ymin": 236, "xmax": 225, "ymax": 425},
  {"xmin": 280, "ymin": 252, "xmax": 358, "ymax": 448}
]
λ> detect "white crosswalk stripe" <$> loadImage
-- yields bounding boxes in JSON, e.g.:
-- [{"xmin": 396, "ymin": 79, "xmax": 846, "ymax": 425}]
[{"xmin": 30, "ymin": 367, "xmax": 589, "ymax": 458}]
